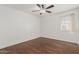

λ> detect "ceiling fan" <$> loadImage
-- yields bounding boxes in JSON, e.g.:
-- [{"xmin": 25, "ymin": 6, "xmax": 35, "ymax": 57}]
[{"xmin": 32, "ymin": 4, "xmax": 54, "ymax": 15}]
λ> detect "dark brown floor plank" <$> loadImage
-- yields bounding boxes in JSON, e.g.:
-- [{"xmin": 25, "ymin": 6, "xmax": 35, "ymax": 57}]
[{"xmin": 0, "ymin": 37, "xmax": 79, "ymax": 54}]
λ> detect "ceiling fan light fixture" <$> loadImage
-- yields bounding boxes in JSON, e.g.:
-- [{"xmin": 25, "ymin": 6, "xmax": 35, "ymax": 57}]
[{"xmin": 40, "ymin": 10, "xmax": 46, "ymax": 13}]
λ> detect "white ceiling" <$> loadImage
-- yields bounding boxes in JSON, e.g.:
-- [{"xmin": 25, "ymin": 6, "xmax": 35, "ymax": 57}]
[{"xmin": 1, "ymin": 4, "xmax": 79, "ymax": 16}]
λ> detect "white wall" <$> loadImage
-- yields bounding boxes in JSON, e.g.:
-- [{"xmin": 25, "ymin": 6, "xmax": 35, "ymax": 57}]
[
  {"xmin": 0, "ymin": 6, "xmax": 40, "ymax": 48},
  {"xmin": 41, "ymin": 8, "xmax": 79, "ymax": 44},
  {"xmin": 0, "ymin": 5, "xmax": 79, "ymax": 49}
]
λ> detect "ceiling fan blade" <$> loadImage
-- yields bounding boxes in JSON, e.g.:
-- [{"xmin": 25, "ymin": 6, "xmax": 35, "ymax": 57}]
[
  {"xmin": 46, "ymin": 5, "xmax": 54, "ymax": 9},
  {"xmin": 32, "ymin": 10, "xmax": 40, "ymax": 12},
  {"xmin": 46, "ymin": 10, "xmax": 52, "ymax": 13},
  {"xmin": 36, "ymin": 4, "xmax": 41, "ymax": 8}
]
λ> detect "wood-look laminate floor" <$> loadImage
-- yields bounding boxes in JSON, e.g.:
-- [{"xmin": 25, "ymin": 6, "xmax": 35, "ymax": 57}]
[{"xmin": 0, "ymin": 37, "xmax": 79, "ymax": 54}]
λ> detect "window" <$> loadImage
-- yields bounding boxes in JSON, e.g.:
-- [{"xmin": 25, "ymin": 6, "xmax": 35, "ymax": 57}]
[{"xmin": 60, "ymin": 13, "xmax": 76, "ymax": 32}]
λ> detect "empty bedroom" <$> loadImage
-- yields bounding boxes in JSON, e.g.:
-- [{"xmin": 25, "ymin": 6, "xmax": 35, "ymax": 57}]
[{"xmin": 0, "ymin": 4, "xmax": 79, "ymax": 54}]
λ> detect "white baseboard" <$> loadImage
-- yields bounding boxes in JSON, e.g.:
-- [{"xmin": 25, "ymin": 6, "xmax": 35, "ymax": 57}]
[
  {"xmin": 0, "ymin": 36, "xmax": 40, "ymax": 49},
  {"xmin": 41, "ymin": 36, "xmax": 79, "ymax": 45}
]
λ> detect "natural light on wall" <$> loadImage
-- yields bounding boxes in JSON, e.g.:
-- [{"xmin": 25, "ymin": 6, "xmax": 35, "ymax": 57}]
[{"xmin": 60, "ymin": 13, "xmax": 76, "ymax": 32}]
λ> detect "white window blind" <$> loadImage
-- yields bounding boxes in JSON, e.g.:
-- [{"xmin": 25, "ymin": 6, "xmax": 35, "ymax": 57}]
[{"xmin": 60, "ymin": 13, "xmax": 75, "ymax": 32}]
